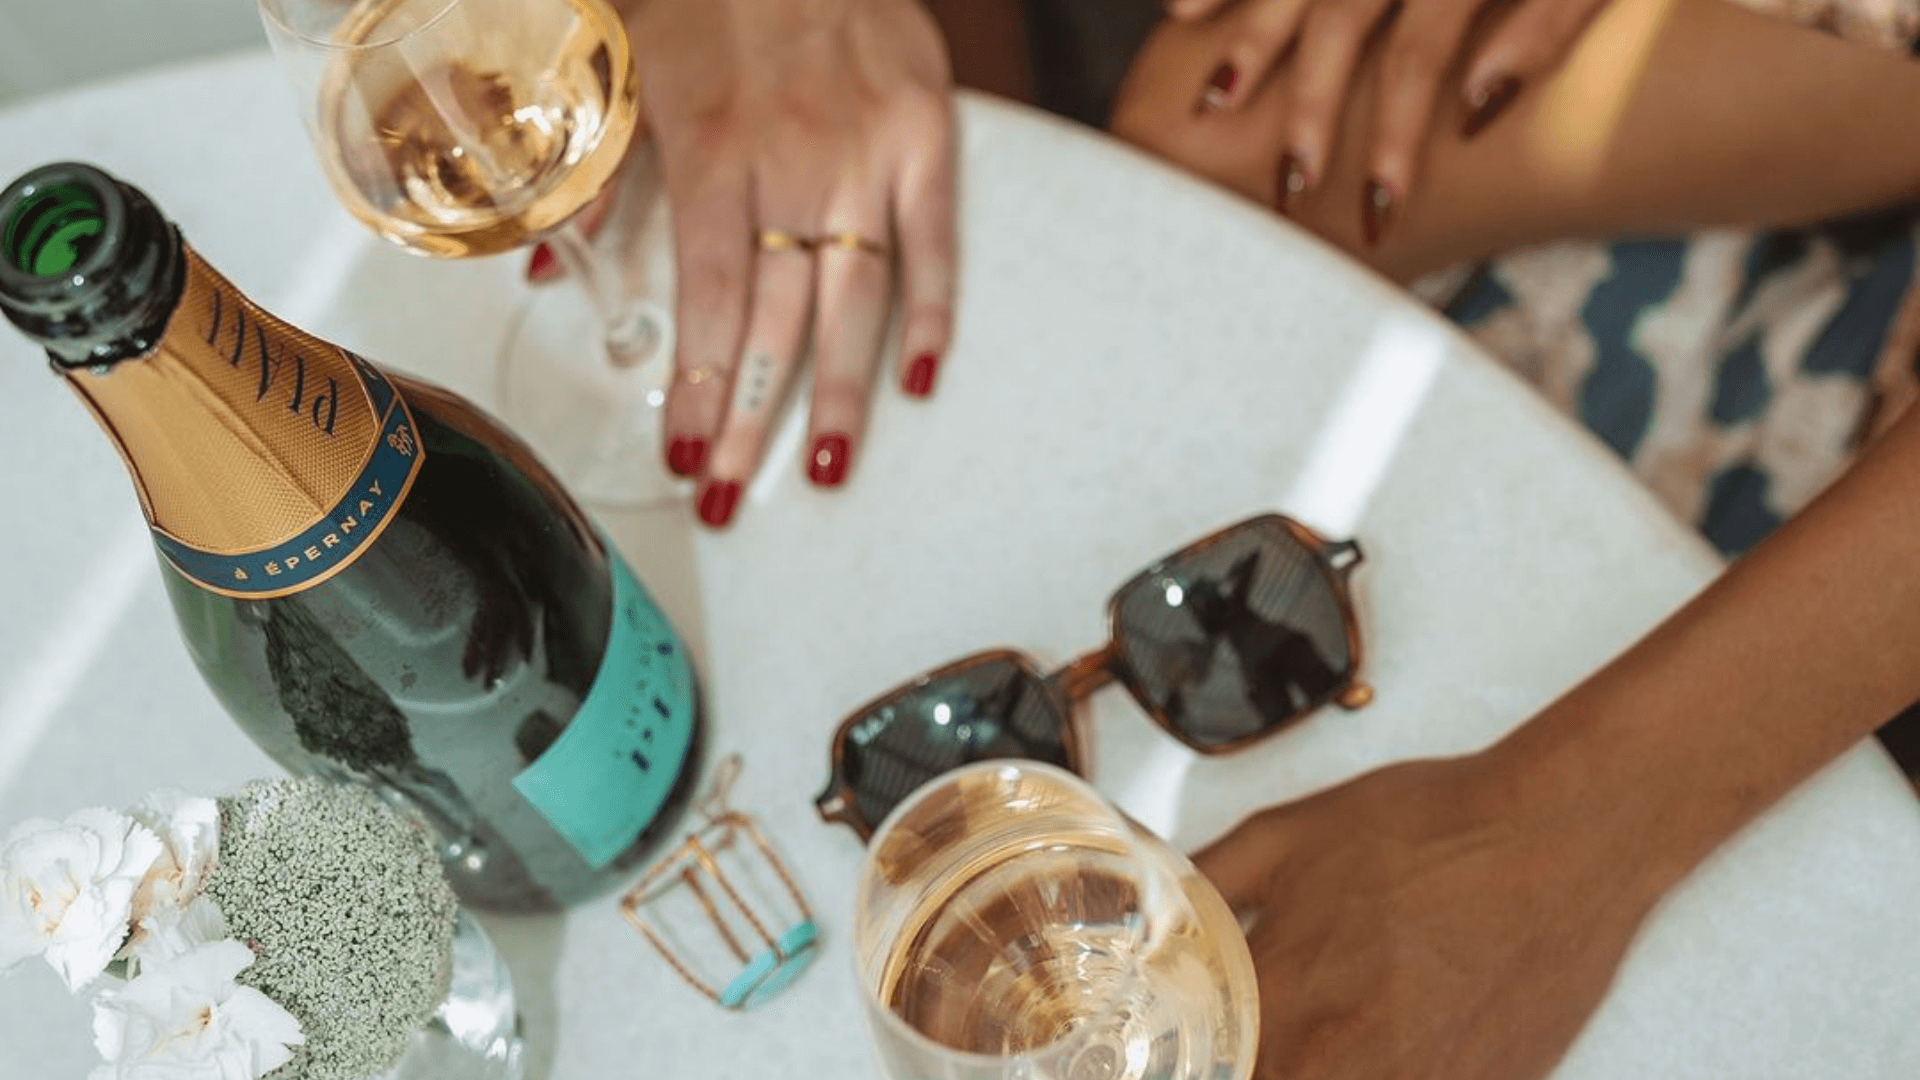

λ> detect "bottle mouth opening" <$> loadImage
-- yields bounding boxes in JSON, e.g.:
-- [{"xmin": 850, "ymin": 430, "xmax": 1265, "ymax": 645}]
[
  {"xmin": 0, "ymin": 164, "xmax": 123, "ymax": 287},
  {"xmin": 3, "ymin": 182, "xmax": 105, "ymax": 277},
  {"xmin": 0, "ymin": 162, "xmax": 181, "ymax": 369}
]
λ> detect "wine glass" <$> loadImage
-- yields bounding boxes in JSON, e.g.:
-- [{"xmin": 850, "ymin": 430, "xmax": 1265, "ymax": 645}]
[
  {"xmin": 852, "ymin": 760, "xmax": 1262, "ymax": 1080},
  {"xmin": 256, "ymin": 0, "xmax": 681, "ymax": 509}
]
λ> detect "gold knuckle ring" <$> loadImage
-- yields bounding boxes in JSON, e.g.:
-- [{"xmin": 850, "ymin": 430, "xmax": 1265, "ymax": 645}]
[
  {"xmin": 680, "ymin": 363, "xmax": 723, "ymax": 386},
  {"xmin": 756, "ymin": 229, "xmax": 812, "ymax": 253},
  {"xmin": 816, "ymin": 231, "xmax": 889, "ymax": 257}
]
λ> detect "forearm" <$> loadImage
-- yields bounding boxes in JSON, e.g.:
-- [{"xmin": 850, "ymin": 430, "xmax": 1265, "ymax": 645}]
[
  {"xmin": 1111, "ymin": 0, "xmax": 1920, "ymax": 280},
  {"xmin": 1448, "ymin": 0, "xmax": 1920, "ymax": 264},
  {"xmin": 1493, "ymin": 405, "xmax": 1920, "ymax": 908},
  {"xmin": 922, "ymin": 0, "xmax": 1033, "ymax": 102}
]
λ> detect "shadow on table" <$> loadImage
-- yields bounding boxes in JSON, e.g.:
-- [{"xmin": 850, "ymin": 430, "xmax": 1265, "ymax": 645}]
[{"xmin": 475, "ymin": 910, "xmax": 569, "ymax": 1080}]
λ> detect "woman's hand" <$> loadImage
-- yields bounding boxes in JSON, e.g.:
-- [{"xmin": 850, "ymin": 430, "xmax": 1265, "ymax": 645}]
[
  {"xmin": 565, "ymin": 0, "xmax": 956, "ymax": 528},
  {"xmin": 1194, "ymin": 754, "xmax": 1664, "ymax": 1080},
  {"xmin": 1167, "ymin": 0, "xmax": 1612, "ymax": 244}
]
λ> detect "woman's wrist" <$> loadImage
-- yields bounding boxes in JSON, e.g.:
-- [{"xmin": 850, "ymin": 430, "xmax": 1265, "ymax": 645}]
[{"xmin": 1477, "ymin": 690, "xmax": 1724, "ymax": 922}]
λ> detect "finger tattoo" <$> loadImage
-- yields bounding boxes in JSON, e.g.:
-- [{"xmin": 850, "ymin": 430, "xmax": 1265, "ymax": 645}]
[{"xmin": 732, "ymin": 351, "xmax": 777, "ymax": 414}]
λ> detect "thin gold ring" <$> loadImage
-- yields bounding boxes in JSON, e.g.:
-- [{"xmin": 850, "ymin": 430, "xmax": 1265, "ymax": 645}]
[
  {"xmin": 815, "ymin": 231, "xmax": 889, "ymax": 257},
  {"xmin": 756, "ymin": 229, "xmax": 812, "ymax": 253},
  {"xmin": 681, "ymin": 364, "xmax": 723, "ymax": 386}
]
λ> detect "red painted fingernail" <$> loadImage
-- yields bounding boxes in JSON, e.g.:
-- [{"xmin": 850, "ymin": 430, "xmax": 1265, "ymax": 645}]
[
  {"xmin": 526, "ymin": 243, "xmax": 559, "ymax": 282},
  {"xmin": 1200, "ymin": 63, "xmax": 1238, "ymax": 112},
  {"xmin": 698, "ymin": 480, "xmax": 741, "ymax": 528},
  {"xmin": 808, "ymin": 432, "xmax": 851, "ymax": 487},
  {"xmin": 1363, "ymin": 178, "xmax": 1398, "ymax": 247},
  {"xmin": 1462, "ymin": 76, "xmax": 1521, "ymax": 139},
  {"xmin": 1277, "ymin": 152, "xmax": 1313, "ymax": 214},
  {"xmin": 667, "ymin": 437, "xmax": 707, "ymax": 477},
  {"xmin": 904, "ymin": 352, "xmax": 940, "ymax": 397}
]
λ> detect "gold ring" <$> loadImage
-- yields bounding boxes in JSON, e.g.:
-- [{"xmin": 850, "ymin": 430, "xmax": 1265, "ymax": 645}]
[
  {"xmin": 756, "ymin": 229, "xmax": 812, "ymax": 253},
  {"xmin": 815, "ymin": 231, "xmax": 889, "ymax": 257},
  {"xmin": 681, "ymin": 364, "xmax": 723, "ymax": 386}
]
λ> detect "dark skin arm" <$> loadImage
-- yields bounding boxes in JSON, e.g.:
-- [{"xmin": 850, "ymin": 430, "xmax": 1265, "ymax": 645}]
[
  {"xmin": 924, "ymin": 0, "xmax": 1035, "ymax": 103},
  {"xmin": 1194, "ymin": 389, "xmax": 1920, "ymax": 1080},
  {"xmin": 1093, "ymin": 3, "xmax": 1920, "ymax": 1077},
  {"xmin": 1109, "ymin": 0, "xmax": 1920, "ymax": 281}
]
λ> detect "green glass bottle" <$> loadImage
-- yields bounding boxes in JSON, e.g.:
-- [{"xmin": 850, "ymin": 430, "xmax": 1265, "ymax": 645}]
[{"xmin": 0, "ymin": 161, "xmax": 703, "ymax": 912}]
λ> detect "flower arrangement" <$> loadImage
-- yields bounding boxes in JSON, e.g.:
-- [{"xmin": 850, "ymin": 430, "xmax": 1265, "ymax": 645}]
[{"xmin": 0, "ymin": 777, "xmax": 458, "ymax": 1080}]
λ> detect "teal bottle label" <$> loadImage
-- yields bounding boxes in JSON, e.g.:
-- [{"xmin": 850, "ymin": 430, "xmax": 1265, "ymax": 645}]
[{"xmin": 513, "ymin": 552, "xmax": 696, "ymax": 869}]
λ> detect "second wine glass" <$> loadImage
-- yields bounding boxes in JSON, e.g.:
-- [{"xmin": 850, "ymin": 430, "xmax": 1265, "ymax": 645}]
[
  {"xmin": 853, "ymin": 761, "xmax": 1262, "ymax": 1080},
  {"xmin": 257, "ymin": 0, "xmax": 682, "ymax": 509}
]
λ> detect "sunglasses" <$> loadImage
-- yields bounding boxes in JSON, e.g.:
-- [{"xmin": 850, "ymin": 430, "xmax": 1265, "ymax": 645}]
[{"xmin": 815, "ymin": 513, "xmax": 1370, "ymax": 840}]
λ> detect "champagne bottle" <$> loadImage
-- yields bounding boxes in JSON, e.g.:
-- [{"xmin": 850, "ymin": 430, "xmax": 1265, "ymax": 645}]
[{"xmin": 0, "ymin": 161, "xmax": 704, "ymax": 912}]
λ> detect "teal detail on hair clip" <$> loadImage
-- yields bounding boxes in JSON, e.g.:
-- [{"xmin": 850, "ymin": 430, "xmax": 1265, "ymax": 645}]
[{"xmin": 719, "ymin": 920, "xmax": 821, "ymax": 1010}]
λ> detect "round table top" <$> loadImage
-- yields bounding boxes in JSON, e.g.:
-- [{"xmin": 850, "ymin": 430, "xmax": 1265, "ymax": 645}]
[{"xmin": 4, "ymin": 48, "xmax": 1920, "ymax": 1080}]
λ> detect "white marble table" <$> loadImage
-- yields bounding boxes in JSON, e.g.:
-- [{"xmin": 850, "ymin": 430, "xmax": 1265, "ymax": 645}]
[{"xmin": 4, "ymin": 48, "xmax": 1920, "ymax": 1080}]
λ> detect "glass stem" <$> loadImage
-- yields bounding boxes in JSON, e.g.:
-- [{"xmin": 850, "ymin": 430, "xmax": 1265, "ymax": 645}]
[{"xmin": 541, "ymin": 218, "xmax": 660, "ymax": 370}]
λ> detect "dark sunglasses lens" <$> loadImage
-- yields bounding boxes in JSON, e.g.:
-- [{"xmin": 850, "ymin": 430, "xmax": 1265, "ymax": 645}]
[
  {"xmin": 838, "ymin": 657, "xmax": 1073, "ymax": 833},
  {"xmin": 1114, "ymin": 521, "xmax": 1351, "ymax": 749}
]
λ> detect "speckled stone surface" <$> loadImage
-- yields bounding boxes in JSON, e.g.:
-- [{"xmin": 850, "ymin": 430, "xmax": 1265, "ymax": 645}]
[{"xmin": 2, "ymin": 51, "xmax": 1920, "ymax": 1080}]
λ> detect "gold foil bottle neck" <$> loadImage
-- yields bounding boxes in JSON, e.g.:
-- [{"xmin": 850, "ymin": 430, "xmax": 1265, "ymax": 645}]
[{"xmin": 64, "ymin": 244, "xmax": 422, "ymax": 596}]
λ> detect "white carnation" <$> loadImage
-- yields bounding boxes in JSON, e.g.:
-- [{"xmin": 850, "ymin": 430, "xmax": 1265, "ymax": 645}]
[
  {"xmin": 0, "ymin": 808, "xmax": 163, "ymax": 991},
  {"xmin": 88, "ymin": 938, "xmax": 304, "ymax": 1080},
  {"xmin": 124, "ymin": 895, "xmax": 230, "ymax": 970},
  {"xmin": 130, "ymin": 790, "xmax": 219, "ymax": 902},
  {"xmin": 123, "ymin": 791, "xmax": 222, "ymax": 969}
]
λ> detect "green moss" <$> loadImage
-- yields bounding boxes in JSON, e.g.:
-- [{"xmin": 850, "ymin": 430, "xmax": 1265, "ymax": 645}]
[{"xmin": 204, "ymin": 779, "xmax": 457, "ymax": 1080}]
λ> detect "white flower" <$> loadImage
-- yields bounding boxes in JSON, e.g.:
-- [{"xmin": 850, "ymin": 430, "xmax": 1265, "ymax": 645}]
[
  {"xmin": 123, "ymin": 791, "xmax": 222, "ymax": 969},
  {"xmin": 0, "ymin": 808, "xmax": 163, "ymax": 991},
  {"xmin": 88, "ymin": 939, "xmax": 304, "ymax": 1080},
  {"xmin": 130, "ymin": 791, "xmax": 219, "ymax": 903},
  {"xmin": 124, "ymin": 895, "xmax": 230, "ymax": 970}
]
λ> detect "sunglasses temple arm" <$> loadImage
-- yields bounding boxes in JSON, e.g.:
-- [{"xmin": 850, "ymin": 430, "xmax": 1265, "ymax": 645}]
[
  {"xmin": 1048, "ymin": 642, "xmax": 1121, "ymax": 703},
  {"xmin": 1326, "ymin": 538, "xmax": 1363, "ymax": 573},
  {"xmin": 815, "ymin": 788, "xmax": 874, "ymax": 842}
]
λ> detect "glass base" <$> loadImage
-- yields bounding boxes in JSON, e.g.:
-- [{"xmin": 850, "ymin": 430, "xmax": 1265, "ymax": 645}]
[
  {"xmin": 496, "ymin": 282, "xmax": 687, "ymax": 512},
  {"xmin": 374, "ymin": 910, "xmax": 526, "ymax": 1080}
]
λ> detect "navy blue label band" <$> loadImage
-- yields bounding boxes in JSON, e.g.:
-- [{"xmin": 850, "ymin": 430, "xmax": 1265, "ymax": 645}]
[{"xmin": 154, "ymin": 358, "xmax": 424, "ymax": 598}]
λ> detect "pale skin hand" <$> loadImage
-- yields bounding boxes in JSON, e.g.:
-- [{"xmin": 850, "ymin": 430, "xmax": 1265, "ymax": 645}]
[
  {"xmin": 1166, "ymin": 0, "xmax": 1613, "ymax": 241},
  {"xmin": 1192, "ymin": 399, "xmax": 1920, "ymax": 1080},
  {"xmin": 606, "ymin": 0, "xmax": 957, "ymax": 527}
]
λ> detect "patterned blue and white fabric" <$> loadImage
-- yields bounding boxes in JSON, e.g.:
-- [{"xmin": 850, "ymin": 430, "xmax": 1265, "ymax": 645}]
[{"xmin": 1439, "ymin": 210, "xmax": 1920, "ymax": 558}]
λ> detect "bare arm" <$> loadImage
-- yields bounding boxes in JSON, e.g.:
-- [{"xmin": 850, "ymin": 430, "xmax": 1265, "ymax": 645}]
[
  {"xmin": 1111, "ymin": 0, "xmax": 1920, "ymax": 281},
  {"xmin": 1499, "ymin": 391, "xmax": 1920, "ymax": 895},
  {"xmin": 1194, "ymin": 257, "xmax": 1920, "ymax": 1080},
  {"xmin": 923, "ymin": 0, "xmax": 1035, "ymax": 103}
]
